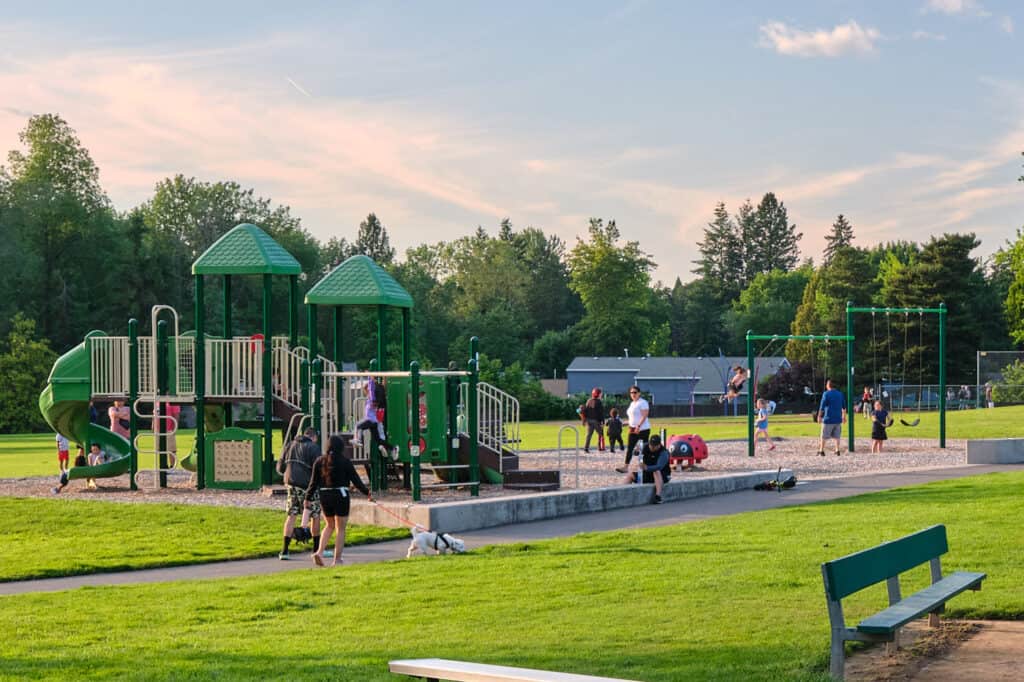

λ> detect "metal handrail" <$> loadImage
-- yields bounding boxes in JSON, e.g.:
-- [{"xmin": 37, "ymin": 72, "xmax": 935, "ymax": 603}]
[{"xmin": 557, "ymin": 424, "xmax": 581, "ymax": 489}]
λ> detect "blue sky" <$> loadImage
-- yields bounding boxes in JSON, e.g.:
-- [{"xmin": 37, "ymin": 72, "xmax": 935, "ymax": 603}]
[{"xmin": 1, "ymin": 1, "xmax": 1021, "ymax": 283}]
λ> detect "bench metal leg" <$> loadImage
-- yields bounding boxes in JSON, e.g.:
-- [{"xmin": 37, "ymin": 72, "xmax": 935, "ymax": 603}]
[
  {"xmin": 830, "ymin": 635, "xmax": 845, "ymax": 679},
  {"xmin": 929, "ymin": 612, "xmax": 940, "ymax": 627}
]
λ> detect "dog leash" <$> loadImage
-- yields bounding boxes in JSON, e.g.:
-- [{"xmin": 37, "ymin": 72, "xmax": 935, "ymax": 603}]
[{"xmin": 368, "ymin": 498, "xmax": 418, "ymax": 528}]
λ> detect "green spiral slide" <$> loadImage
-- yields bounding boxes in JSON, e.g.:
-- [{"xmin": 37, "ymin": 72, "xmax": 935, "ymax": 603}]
[{"xmin": 38, "ymin": 331, "xmax": 131, "ymax": 480}]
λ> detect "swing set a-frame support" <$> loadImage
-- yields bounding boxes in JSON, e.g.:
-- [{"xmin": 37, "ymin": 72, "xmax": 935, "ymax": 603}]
[
  {"xmin": 845, "ymin": 302, "xmax": 947, "ymax": 452},
  {"xmin": 745, "ymin": 332, "xmax": 854, "ymax": 458}
]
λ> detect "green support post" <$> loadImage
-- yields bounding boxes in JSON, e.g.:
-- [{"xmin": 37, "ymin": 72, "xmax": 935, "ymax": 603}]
[
  {"xmin": 128, "ymin": 318, "xmax": 139, "ymax": 491},
  {"xmin": 157, "ymin": 320, "xmax": 169, "ymax": 488},
  {"xmin": 307, "ymin": 303, "xmax": 318, "ymax": 356},
  {"xmin": 468, "ymin": 336, "xmax": 480, "ymax": 496},
  {"xmin": 300, "ymin": 358, "xmax": 310, "ymax": 417},
  {"xmin": 446, "ymin": 374, "xmax": 459, "ymax": 466},
  {"xmin": 847, "ymin": 302, "xmax": 855, "ymax": 453},
  {"xmin": 223, "ymin": 275, "xmax": 233, "ymax": 428},
  {"xmin": 939, "ymin": 302, "xmax": 946, "ymax": 448},
  {"xmin": 311, "ymin": 359, "xmax": 322, "ymax": 445},
  {"xmin": 410, "ymin": 361, "xmax": 420, "ymax": 499},
  {"xmin": 746, "ymin": 332, "xmax": 755, "ymax": 457},
  {"xmin": 262, "ymin": 274, "xmax": 273, "ymax": 485},
  {"xmin": 334, "ymin": 307, "xmax": 343, "ymax": 428},
  {"xmin": 289, "ymin": 274, "xmax": 298, "ymax": 349},
  {"xmin": 195, "ymin": 276, "xmax": 206, "ymax": 489},
  {"xmin": 377, "ymin": 305, "xmax": 386, "ymax": 371},
  {"xmin": 402, "ymin": 308, "xmax": 411, "ymax": 373}
]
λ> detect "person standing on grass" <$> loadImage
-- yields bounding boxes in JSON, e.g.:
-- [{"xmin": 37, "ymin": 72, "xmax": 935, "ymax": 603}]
[
  {"xmin": 817, "ymin": 378, "xmax": 846, "ymax": 457},
  {"xmin": 617, "ymin": 386, "xmax": 650, "ymax": 471},
  {"xmin": 605, "ymin": 408, "xmax": 624, "ymax": 453},
  {"xmin": 276, "ymin": 428, "xmax": 322, "ymax": 560},
  {"xmin": 582, "ymin": 387, "xmax": 605, "ymax": 453},
  {"xmin": 307, "ymin": 434, "xmax": 371, "ymax": 567},
  {"xmin": 754, "ymin": 399, "xmax": 775, "ymax": 451},
  {"xmin": 861, "ymin": 386, "xmax": 873, "ymax": 418},
  {"xmin": 870, "ymin": 400, "xmax": 891, "ymax": 453},
  {"xmin": 985, "ymin": 382, "xmax": 994, "ymax": 408}
]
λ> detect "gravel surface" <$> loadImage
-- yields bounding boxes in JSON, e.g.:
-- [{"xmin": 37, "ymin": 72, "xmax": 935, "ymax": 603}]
[{"xmin": 0, "ymin": 437, "xmax": 967, "ymax": 507}]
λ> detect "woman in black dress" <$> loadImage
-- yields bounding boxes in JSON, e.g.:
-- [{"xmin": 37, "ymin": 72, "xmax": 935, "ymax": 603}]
[{"xmin": 307, "ymin": 434, "xmax": 371, "ymax": 566}]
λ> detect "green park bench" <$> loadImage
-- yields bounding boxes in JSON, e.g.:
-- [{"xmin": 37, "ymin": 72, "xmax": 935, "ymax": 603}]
[
  {"xmin": 820, "ymin": 524, "xmax": 986, "ymax": 679},
  {"xmin": 388, "ymin": 658, "xmax": 638, "ymax": 682}
]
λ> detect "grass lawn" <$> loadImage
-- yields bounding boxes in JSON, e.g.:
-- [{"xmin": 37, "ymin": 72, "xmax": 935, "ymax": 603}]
[
  {"xmin": 0, "ymin": 429, "xmax": 284, "ymax": 479},
  {"xmin": 5, "ymin": 405, "xmax": 1024, "ymax": 478},
  {"xmin": 1, "ymin": 472, "xmax": 1022, "ymax": 680},
  {"xmin": 519, "ymin": 403, "xmax": 1024, "ymax": 450},
  {"xmin": 0, "ymin": 498, "xmax": 410, "ymax": 582}
]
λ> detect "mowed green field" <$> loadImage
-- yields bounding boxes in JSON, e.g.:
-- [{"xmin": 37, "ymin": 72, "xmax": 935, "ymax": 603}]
[
  {"xmin": 2, "ymin": 472, "xmax": 1023, "ymax": 680},
  {"xmin": 5, "ymin": 405, "xmax": 1024, "ymax": 478},
  {"xmin": 0, "ymin": 498, "xmax": 410, "ymax": 582}
]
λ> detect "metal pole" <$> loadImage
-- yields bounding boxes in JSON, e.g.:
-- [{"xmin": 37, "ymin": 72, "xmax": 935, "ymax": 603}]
[
  {"xmin": 468, "ymin": 336, "xmax": 480, "ymax": 496},
  {"xmin": 289, "ymin": 274, "xmax": 298, "ymax": 349},
  {"xmin": 847, "ymin": 302, "xmax": 855, "ymax": 453},
  {"xmin": 262, "ymin": 274, "xmax": 273, "ymax": 484},
  {"xmin": 410, "ymin": 361, "xmax": 420, "ymax": 498},
  {"xmin": 976, "ymin": 351, "xmax": 981, "ymax": 410},
  {"xmin": 157, "ymin": 319, "xmax": 169, "ymax": 487},
  {"xmin": 311, "ymin": 359, "xmax": 322, "ymax": 444},
  {"xmin": 223, "ymin": 275, "xmax": 233, "ymax": 428},
  {"xmin": 746, "ymin": 333, "xmax": 755, "ymax": 457},
  {"xmin": 334, "ymin": 306, "xmax": 343, "ymax": 429},
  {"xmin": 128, "ymin": 318, "xmax": 139, "ymax": 491},
  {"xmin": 195, "ymin": 276, "xmax": 206, "ymax": 490},
  {"xmin": 939, "ymin": 302, "xmax": 946, "ymax": 448},
  {"xmin": 377, "ymin": 305, "xmax": 386, "ymax": 371}
]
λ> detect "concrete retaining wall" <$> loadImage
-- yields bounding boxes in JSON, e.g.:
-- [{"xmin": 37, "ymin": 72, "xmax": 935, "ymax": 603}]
[
  {"xmin": 966, "ymin": 438, "xmax": 1024, "ymax": 464},
  {"xmin": 350, "ymin": 469, "xmax": 792, "ymax": 533}
]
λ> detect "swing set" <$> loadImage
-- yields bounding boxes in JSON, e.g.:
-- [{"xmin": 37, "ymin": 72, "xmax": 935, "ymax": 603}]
[
  {"xmin": 745, "ymin": 332, "xmax": 855, "ymax": 458},
  {"xmin": 846, "ymin": 303, "xmax": 947, "ymax": 452}
]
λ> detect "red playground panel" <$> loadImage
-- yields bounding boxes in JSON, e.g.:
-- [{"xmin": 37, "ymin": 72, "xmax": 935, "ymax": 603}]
[{"xmin": 668, "ymin": 434, "xmax": 708, "ymax": 470}]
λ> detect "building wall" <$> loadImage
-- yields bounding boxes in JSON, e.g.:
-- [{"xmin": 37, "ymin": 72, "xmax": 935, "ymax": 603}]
[
  {"xmin": 568, "ymin": 370, "xmax": 636, "ymax": 396},
  {"xmin": 638, "ymin": 378, "xmax": 698, "ymax": 405}
]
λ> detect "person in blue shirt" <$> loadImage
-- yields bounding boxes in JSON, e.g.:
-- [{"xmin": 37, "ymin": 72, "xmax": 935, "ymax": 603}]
[{"xmin": 817, "ymin": 378, "xmax": 847, "ymax": 457}]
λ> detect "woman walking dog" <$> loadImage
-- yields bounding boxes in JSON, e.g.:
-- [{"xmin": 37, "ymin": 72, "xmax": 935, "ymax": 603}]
[{"xmin": 306, "ymin": 434, "xmax": 371, "ymax": 567}]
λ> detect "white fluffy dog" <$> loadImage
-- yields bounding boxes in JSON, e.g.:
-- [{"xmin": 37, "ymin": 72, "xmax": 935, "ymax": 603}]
[{"xmin": 406, "ymin": 525, "xmax": 466, "ymax": 558}]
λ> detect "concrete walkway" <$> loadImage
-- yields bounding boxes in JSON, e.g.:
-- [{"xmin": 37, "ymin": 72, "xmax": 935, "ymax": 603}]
[{"xmin": 1, "ymin": 463, "xmax": 1017, "ymax": 596}]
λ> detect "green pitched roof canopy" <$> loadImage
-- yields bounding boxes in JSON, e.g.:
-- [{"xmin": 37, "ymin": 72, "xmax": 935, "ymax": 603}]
[
  {"xmin": 192, "ymin": 223, "xmax": 302, "ymax": 276},
  {"xmin": 305, "ymin": 254, "xmax": 413, "ymax": 308}
]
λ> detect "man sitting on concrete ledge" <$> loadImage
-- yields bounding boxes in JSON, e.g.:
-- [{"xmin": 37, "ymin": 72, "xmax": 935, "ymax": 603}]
[{"xmin": 621, "ymin": 434, "xmax": 671, "ymax": 504}]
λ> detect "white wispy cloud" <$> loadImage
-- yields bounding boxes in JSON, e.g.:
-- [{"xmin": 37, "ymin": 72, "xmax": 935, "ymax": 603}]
[
  {"xmin": 912, "ymin": 30, "xmax": 947, "ymax": 41},
  {"xmin": 758, "ymin": 20, "xmax": 881, "ymax": 58},
  {"xmin": 923, "ymin": 0, "xmax": 988, "ymax": 16},
  {"xmin": 999, "ymin": 16, "xmax": 1014, "ymax": 34}
]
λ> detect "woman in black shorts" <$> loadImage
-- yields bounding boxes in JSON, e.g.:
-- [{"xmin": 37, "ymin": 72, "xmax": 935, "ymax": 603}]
[{"xmin": 307, "ymin": 434, "xmax": 371, "ymax": 567}]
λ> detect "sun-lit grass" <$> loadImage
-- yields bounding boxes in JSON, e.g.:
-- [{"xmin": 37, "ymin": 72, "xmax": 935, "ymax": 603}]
[
  {"xmin": 518, "ymin": 404, "xmax": 1024, "ymax": 450},
  {"xmin": 0, "ymin": 428, "xmax": 283, "ymax": 479},
  {"xmin": 6, "ymin": 405, "xmax": 1024, "ymax": 477},
  {"xmin": 0, "ymin": 497, "xmax": 409, "ymax": 582},
  {"xmin": 1, "ymin": 472, "xmax": 1022, "ymax": 680}
]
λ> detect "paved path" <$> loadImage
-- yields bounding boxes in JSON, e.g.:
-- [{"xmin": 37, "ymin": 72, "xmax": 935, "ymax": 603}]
[{"xmin": 1, "ymin": 463, "xmax": 1017, "ymax": 596}]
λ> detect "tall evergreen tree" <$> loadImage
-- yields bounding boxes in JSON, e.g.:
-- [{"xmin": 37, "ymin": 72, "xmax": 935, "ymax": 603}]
[
  {"xmin": 352, "ymin": 212, "xmax": 395, "ymax": 265},
  {"xmin": 745, "ymin": 193, "xmax": 802, "ymax": 278},
  {"xmin": 694, "ymin": 202, "xmax": 743, "ymax": 301},
  {"xmin": 823, "ymin": 214, "xmax": 854, "ymax": 264}
]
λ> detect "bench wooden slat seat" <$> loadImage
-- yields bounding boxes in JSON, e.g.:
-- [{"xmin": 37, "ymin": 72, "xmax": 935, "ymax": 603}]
[
  {"xmin": 857, "ymin": 571, "xmax": 985, "ymax": 634},
  {"xmin": 821, "ymin": 524, "xmax": 986, "ymax": 679},
  {"xmin": 388, "ymin": 658, "xmax": 639, "ymax": 682}
]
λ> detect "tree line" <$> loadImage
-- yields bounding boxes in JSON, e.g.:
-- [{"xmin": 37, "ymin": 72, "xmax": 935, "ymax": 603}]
[{"xmin": 1, "ymin": 114, "xmax": 1021, "ymax": 431}]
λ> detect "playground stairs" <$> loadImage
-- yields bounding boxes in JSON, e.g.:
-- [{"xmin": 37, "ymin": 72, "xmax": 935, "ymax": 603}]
[{"xmin": 459, "ymin": 436, "xmax": 560, "ymax": 491}]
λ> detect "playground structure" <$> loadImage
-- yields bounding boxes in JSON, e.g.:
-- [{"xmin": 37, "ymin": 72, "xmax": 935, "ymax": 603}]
[
  {"xmin": 745, "ymin": 303, "xmax": 947, "ymax": 455},
  {"xmin": 745, "ymin": 333, "xmax": 855, "ymax": 457},
  {"xmin": 845, "ymin": 303, "xmax": 947, "ymax": 452},
  {"xmin": 39, "ymin": 224, "xmax": 527, "ymax": 500}
]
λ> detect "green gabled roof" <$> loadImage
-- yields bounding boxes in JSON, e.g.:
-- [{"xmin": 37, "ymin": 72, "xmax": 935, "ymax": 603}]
[
  {"xmin": 192, "ymin": 223, "xmax": 302, "ymax": 276},
  {"xmin": 305, "ymin": 255, "xmax": 413, "ymax": 308}
]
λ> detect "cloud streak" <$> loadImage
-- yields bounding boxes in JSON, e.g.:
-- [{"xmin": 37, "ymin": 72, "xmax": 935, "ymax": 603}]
[{"xmin": 758, "ymin": 20, "xmax": 881, "ymax": 58}]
